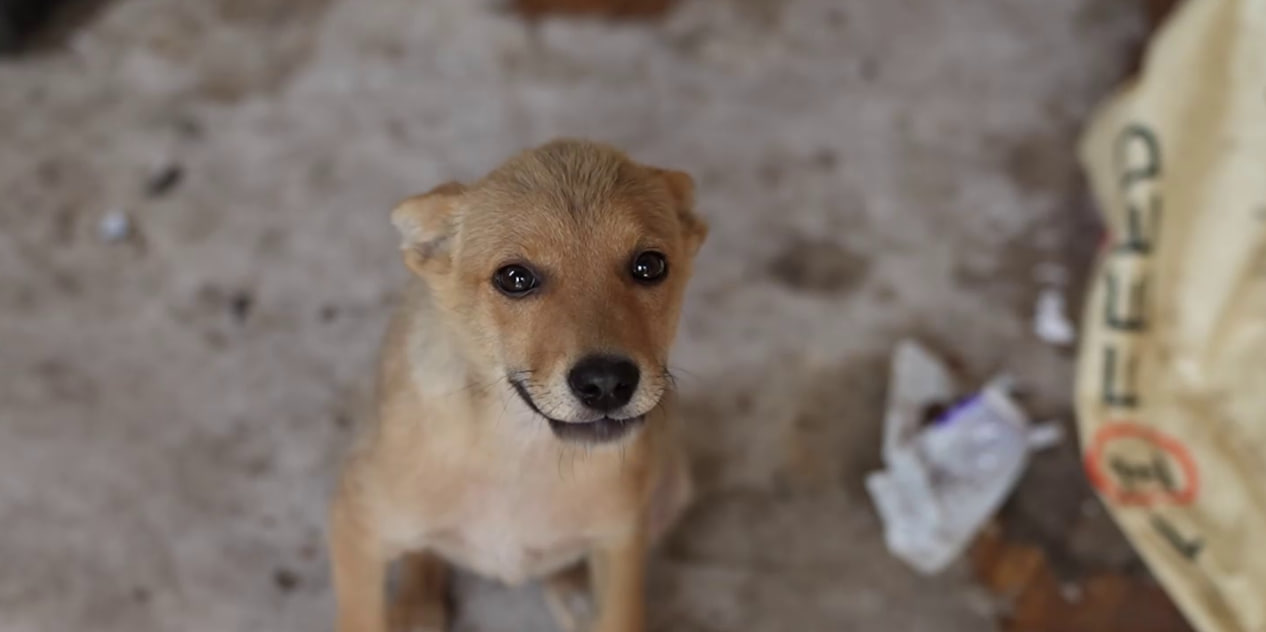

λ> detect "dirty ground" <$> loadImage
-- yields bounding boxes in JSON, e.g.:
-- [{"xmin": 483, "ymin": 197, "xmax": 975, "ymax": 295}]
[{"xmin": 0, "ymin": 0, "xmax": 1161, "ymax": 630}]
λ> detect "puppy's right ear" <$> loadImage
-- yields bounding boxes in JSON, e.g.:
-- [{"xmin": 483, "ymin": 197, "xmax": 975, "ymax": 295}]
[
  {"xmin": 390, "ymin": 182, "xmax": 464, "ymax": 277},
  {"xmin": 650, "ymin": 168, "xmax": 708, "ymax": 257}
]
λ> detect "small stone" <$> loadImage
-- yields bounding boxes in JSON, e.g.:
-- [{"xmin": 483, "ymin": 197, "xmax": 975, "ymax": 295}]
[
  {"xmin": 273, "ymin": 568, "xmax": 299, "ymax": 593},
  {"xmin": 229, "ymin": 291, "xmax": 253, "ymax": 323},
  {"xmin": 145, "ymin": 164, "xmax": 184, "ymax": 198}
]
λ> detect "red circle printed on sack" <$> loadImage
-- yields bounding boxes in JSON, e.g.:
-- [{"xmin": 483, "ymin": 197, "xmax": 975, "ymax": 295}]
[{"xmin": 1084, "ymin": 423, "xmax": 1199, "ymax": 507}]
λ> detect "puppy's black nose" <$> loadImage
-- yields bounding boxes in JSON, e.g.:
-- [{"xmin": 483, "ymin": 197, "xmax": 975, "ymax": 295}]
[{"xmin": 567, "ymin": 355, "xmax": 640, "ymax": 412}]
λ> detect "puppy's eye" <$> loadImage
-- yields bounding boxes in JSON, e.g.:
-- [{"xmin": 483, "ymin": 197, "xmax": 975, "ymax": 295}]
[
  {"xmin": 631, "ymin": 251, "xmax": 668, "ymax": 284},
  {"xmin": 493, "ymin": 264, "xmax": 539, "ymax": 297}
]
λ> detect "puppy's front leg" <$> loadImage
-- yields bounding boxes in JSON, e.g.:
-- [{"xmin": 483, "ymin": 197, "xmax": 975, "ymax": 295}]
[
  {"xmin": 389, "ymin": 551, "xmax": 450, "ymax": 632},
  {"xmin": 329, "ymin": 492, "xmax": 389, "ymax": 632},
  {"xmin": 588, "ymin": 530, "xmax": 648, "ymax": 632}
]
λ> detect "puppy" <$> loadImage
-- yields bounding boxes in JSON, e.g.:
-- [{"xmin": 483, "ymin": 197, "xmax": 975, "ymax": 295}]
[{"xmin": 329, "ymin": 139, "xmax": 707, "ymax": 632}]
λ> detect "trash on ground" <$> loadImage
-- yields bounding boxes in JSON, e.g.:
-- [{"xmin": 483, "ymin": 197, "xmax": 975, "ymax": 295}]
[
  {"xmin": 970, "ymin": 524, "xmax": 1194, "ymax": 632},
  {"xmin": 1033, "ymin": 287, "xmax": 1076, "ymax": 346},
  {"xmin": 1025, "ymin": 422, "xmax": 1065, "ymax": 450},
  {"xmin": 98, "ymin": 210, "xmax": 132, "ymax": 242},
  {"xmin": 866, "ymin": 340, "xmax": 1061, "ymax": 575}
]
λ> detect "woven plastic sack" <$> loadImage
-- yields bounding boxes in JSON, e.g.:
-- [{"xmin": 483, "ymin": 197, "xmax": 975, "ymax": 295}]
[{"xmin": 1076, "ymin": 1, "xmax": 1266, "ymax": 630}]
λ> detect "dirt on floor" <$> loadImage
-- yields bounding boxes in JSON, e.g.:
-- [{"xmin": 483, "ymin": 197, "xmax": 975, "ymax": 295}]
[{"xmin": 0, "ymin": 1, "xmax": 1155, "ymax": 630}]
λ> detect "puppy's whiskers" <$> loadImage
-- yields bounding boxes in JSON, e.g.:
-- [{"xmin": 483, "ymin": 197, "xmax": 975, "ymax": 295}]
[
  {"xmin": 660, "ymin": 366, "xmax": 681, "ymax": 393},
  {"xmin": 664, "ymin": 364, "xmax": 702, "ymax": 387},
  {"xmin": 439, "ymin": 374, "xmax": 502, "ymax": 399}
]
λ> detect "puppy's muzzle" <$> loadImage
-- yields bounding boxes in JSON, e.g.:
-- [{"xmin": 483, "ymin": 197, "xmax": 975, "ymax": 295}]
[{"xmin": 567, "ymin": 354, "xmax": 639, "ymax": 413}]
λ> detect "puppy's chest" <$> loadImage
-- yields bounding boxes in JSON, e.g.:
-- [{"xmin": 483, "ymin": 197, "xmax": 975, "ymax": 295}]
[{"xmin": 419, "ymin": 457, "xmax": 639, "ymax": 584}]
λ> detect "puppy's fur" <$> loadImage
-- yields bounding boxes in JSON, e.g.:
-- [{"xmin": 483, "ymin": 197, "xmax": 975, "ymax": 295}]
[{"xmin": 329, "ymin": 140, "xmax": 707, "ymax": 632}]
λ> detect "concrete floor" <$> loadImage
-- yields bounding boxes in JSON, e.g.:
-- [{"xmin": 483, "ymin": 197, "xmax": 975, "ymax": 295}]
[{"xmin": 0, "ymin": 1, "xmax": 1145, "ymax": 630}]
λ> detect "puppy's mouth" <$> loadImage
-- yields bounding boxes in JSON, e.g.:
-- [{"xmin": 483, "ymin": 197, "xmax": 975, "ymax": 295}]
[{"xmin": 509, "ymin": 379, "xmax": 646, "ymax": 444}]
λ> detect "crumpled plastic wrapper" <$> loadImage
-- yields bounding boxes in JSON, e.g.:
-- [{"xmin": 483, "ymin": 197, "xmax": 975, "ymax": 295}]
[{"xmin": 867, "ymin": 341, "xmax": 1059, "ymax": 575}]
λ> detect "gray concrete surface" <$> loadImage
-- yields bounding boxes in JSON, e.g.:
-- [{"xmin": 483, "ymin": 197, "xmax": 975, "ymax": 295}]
[{"xmin": 0, "ymin": 0, "xmax": 1143, "ymax": 630}]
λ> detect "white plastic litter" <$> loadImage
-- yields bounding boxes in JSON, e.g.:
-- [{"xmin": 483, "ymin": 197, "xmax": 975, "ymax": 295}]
[
  {"xmin": 98, "ymin": 211, "xmax": 131, "ymax": 242},
  {"xmin": 1026, "ymin": 422, "xmax": 1065, "ymax": 451},
  {"xmin": 866, "ymin": 340, "xmax": 1061, "ymax": 575},
  {"xmin": 1033, "ymin": 287, "xmax": 1075, "ymax": 346}
]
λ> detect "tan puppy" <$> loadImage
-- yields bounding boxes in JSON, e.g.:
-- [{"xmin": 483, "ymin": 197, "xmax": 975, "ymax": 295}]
[{"xmin": 329, "ymin": 139, "xmax": 707, "ymax": 632}]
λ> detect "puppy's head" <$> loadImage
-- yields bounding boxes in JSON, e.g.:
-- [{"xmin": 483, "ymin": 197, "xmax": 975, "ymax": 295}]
[{"xmin": 392, "ymin": 140, "xmax": 707, "ymax": 444}]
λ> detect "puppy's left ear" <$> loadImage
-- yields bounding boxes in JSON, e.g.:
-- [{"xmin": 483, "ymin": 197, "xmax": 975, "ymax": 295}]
[
  {"xmin": 391, "ymin": 181, "xmax": 465, "ymax": 277},
  {"xmin": 651, "ymin": 168, "xmax": 708, "ymax": 256}
]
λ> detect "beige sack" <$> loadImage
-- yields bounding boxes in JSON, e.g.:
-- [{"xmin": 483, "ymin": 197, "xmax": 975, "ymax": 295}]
[{"xmin": 1076, "ymin": 0, "xmax": 1266, "ymax": 630}]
